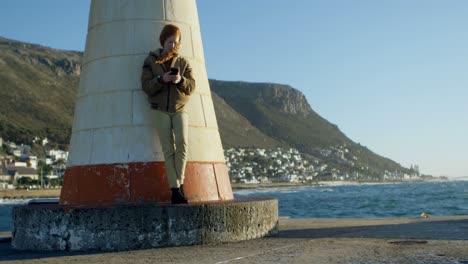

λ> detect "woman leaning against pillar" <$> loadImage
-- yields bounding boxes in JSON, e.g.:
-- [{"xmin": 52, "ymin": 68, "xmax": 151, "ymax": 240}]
[{"xmin": 141, "ymin": 24, "xmax": 196, "ymax": 204}]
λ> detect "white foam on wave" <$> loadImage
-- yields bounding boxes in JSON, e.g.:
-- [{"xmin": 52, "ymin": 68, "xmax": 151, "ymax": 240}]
[
  {"xmin": 234, "ymin": 185, "xmax": 322, "ymax": 196},
  {"xmin": 234, "ymin": 187, "xmax": 301, "ymax": 196},
  {"xmin": 0, "ymin": 198, "xmax": 29, "ymax": 205}
]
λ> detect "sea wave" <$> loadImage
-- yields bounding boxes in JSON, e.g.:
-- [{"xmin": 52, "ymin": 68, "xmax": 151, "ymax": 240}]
[
  {"xmin": 234, "ymin": 186, "xmax": 305, "ymax": 196},
  {"xmin": 0, "ymin": 198, "xmax": 29, "ymax": 205}
]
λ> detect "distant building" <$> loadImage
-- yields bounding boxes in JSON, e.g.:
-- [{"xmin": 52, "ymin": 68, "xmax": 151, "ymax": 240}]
[
  {"xmin": 1, "ymin": 182, "xmax": 15, "ymax": 189},
  {"xmin": 0, "ymin": 174, "xmax": 12, "ymax": 182},
  {"xmin": 240, "ymin": 177, "xmax": 259, "ymax": 184},
  {"xmin": 18, "ymin": 144, "xmax": 31, "ymax": 152},
  {"xmin": 257, "ymin": 176, "xmax": 270, "ymax": 183},
  {"xmin": 42, "ymin": 137, "xmax": 49, "ymax": 146},
  {"xmin": 12, "ymin": 161, "xmax": 27, "ymax": 167},
  {"xmin": 280, "ymin": 174, "xmax": 299, "ymax": 182},
  {"xmin": 29, "ymin": 156, "xmax": 38, "ymax": 169},
  {"xmin": 7, "ymin": 167, "xmax": 38, "ymax": 180},
  {"xmin": 47, "ymin": 150, "xmax": 69, "ymax": 161},
  {"xmin": 0, "ymin": 137, "xmax": 3, "ymax": 147},
  {"xmin": 256, "ymin": 149, "xmax": 265, "ymax": 156}
]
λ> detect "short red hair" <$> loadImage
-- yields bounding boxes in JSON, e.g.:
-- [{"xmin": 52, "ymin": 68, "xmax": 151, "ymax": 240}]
[
  {"xmin": 160, "ymin": 24, "xmax": 181, "ymax": 50},
  {"xmin": 156, "ymin": 24, "xmax": 182, "ymax": 64}
]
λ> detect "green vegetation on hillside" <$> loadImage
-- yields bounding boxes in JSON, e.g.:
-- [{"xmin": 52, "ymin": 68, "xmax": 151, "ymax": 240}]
[
  {"xmin": 211, "ymin": 92, "xmax": 284, "ymax": 148},
  {"xmin": 0, "ymin": 37, "xmax": 80, "ymax": 146}
]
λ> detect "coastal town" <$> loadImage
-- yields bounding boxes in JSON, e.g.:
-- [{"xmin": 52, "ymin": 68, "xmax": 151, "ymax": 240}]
[
  {"xmin": 225, "ymin": 147, "xmax": 423, "ymax": 184},
  {"xmin": 0, "ymin": 137, "xmax": 67, "ymax": 190},
  {"xmin": 0, "ymin": 135, "xmax": 427, "ymax": 190}
]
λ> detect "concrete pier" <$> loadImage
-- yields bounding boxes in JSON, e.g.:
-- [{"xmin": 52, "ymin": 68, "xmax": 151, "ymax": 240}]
[
  {"xmin": 12, "ymin": 198, "xmax": 278, "ymax": 251},
  {"xmin": 2, "ymin": 216, "xmax": 468, "ymax": 263}
]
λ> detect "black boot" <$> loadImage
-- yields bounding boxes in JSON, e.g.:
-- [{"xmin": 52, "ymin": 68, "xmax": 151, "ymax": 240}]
[
  {"xmin": 180, "ymin": 184, "xmax": 185, "ymax": 196},
  {"xmin": 171, "ymin": 187, "xmax": 188, "ymax": 204}
]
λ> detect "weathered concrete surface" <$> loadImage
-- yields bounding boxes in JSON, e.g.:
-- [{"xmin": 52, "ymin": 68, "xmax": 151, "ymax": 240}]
[
  {"xmin": 12, "ymin": 198, "xmax": 278, "ymax": 251},
  {"xmin": 2, "ymin": 216, "xmax": 468, "ymax": 263}
]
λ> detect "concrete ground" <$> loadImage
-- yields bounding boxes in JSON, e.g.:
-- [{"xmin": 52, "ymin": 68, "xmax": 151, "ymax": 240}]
[{"xmin": 1, "ymin": 216, "xmax": 467, "ymax": 264}]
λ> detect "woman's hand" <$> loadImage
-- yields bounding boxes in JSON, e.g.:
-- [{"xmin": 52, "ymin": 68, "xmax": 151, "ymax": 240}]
[
  {"xmin": 162, "ymin": 71, "xmax": 182, "ymax": 84},
  {"xmin": 173, "ymin": 74, "xmax": 182, "ymax": 84}
]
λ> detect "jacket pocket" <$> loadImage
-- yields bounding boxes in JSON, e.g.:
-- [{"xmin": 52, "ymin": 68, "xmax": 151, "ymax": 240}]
[{"xmin": 176, "ymin": 90, "xmax": 190, "ymax": 104}]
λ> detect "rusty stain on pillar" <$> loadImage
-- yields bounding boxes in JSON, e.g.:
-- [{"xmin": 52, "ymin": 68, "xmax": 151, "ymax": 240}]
[{"xmin": 60, "ymin": 0, "xmax": 234, "ymax": 205}]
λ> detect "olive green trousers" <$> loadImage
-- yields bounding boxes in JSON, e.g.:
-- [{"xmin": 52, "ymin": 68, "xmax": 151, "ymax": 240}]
[{"xmin": 154, "ymin": 110, "xmax": 188, "ymax": 188}]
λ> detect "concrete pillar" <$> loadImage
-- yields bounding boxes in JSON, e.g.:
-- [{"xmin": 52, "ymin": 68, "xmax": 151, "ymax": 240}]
[{"xmin": 60, "ymin": 0, "xmax": 233, "ymax": 205}]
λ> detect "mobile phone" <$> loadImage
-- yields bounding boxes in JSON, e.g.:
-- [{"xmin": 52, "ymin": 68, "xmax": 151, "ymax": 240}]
[{"xmin": 170, "ymin": 67, "xmax": 179, "ymax": 75}]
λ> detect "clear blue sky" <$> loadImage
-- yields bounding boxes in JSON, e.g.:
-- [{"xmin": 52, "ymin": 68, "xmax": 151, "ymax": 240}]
[{"xmin": 1, "ymin": 0, "xmax": 467, "ymax": 177}]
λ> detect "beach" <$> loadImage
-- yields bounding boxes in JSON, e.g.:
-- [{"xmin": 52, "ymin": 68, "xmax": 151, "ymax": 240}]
[{"xmin": 0, "ymin": 189, "xmax": 61, "ymax": 199}]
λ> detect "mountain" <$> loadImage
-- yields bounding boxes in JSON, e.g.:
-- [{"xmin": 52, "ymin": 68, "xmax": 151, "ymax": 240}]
[
  {"xmin": 210, "ymin": 80, "xmax": 349, "ymax": 148},
  {"xmin": 0, "ymin": 37, "xmax": 80, "ymax": 145},
  {"xmin": 210, "ymin": 80, "xmax": 407, "ymax": 178},
  {"xmin": 0, "ymin": 37, "xmax": 409, "ymax": 179}
]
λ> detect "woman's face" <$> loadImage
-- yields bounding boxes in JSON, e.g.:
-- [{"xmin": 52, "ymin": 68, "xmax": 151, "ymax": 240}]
[{"xmin": 163, "ymin": 35, "xmax": 180, "ymax": 54}]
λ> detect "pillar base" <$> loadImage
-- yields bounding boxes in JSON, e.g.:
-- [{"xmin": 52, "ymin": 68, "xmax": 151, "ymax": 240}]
[
  {"xmin": 60, "ymin": 161, "xmax": 234, "ymax": 206},
  {"xmin": 12, "ymin": 198, "xmax": 278, "ymax": 251}
]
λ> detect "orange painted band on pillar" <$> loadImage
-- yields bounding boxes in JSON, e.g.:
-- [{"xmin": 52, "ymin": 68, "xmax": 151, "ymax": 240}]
[{"xmin": 60, "ymin": 161, "xmax": 232, "ymax": 205}]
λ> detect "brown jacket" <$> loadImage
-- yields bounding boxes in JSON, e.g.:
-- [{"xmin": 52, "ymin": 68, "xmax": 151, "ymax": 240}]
[{"xmin": 141, "ymin": 49, "xmax": 196, "ymax": 113}]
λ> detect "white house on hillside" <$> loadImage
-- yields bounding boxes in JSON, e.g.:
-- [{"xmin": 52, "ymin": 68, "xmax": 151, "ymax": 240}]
[
  {"xmin": 12, "ymin": 161, "xmax": 27, "ymax": 167},
  {"xmin": 47, "ymin": 150, "xmax": 69, "ymax": 161},
  {"xmin": 29, "ymin": 156, "xmax": 38, "ymax": 169},
  {"xmin": 9, "ymin": 167, "xmax": 38, "ymax": 181},
  {"xmin": 0, "ymin": 165, "xmax": 11, "ymax": 182}
]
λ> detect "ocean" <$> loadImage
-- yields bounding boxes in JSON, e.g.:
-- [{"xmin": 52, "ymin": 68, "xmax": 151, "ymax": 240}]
[{"xmin": 1, "ymin": 181, "xmax": 467, "ymax": 232}]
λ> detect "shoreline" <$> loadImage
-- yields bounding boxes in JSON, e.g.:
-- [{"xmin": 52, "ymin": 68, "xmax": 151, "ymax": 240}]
[
  {"xmin": 0, "ymin": 189, "xmax": 61, "ymax": 200},
  {"xmin": 231, "ymin": 179, "xmax": 452, "ymax": 189},
  {"xmin": 0, "ymin": 179, "xmax": 457, "ymax": 199},
  {"xmin": 0, "ymin": 182, "xmax": 396, "ymax": 199}
]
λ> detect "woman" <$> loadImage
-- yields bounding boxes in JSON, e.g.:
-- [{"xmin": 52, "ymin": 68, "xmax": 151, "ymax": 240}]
[{"xmin": 141, "ymin": 24, "xmax": 196, "ymax": 204}]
